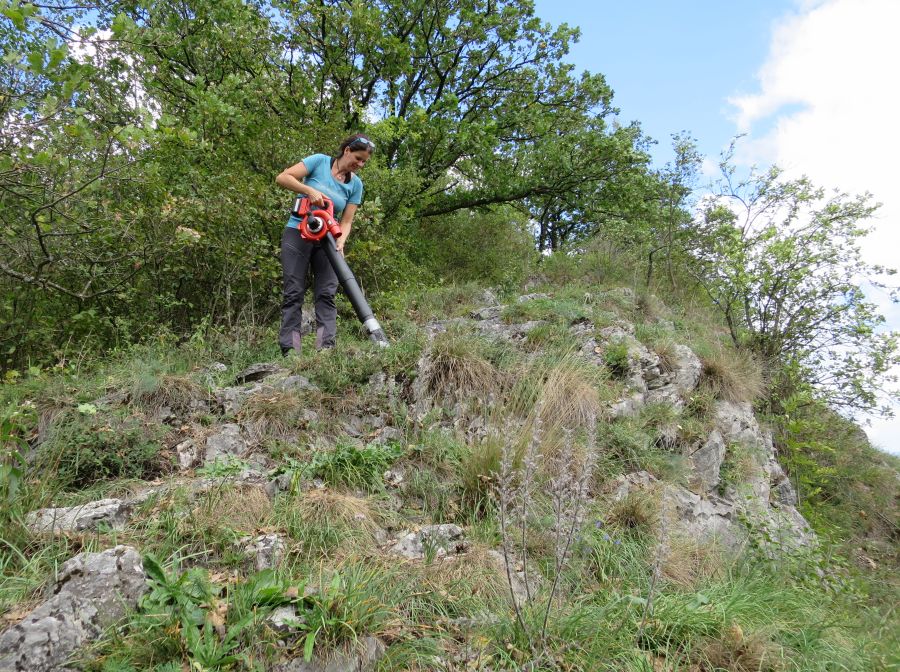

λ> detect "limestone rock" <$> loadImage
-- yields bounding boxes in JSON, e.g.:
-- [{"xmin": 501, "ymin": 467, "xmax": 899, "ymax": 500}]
[
  {"xmin": 714, "ymin": 401, "xmax": 765, "ymax": 451},
  {"xmin": 608, "ymin": 392, "xmax": 646, "ymax": 419},
  {"xmin": 203, "ymin": 423, "xmax": 247, "ymax": 464},
  {"xmin": 275, "ymin": 375, "xmax": 319, "ymax": 393},
  {"xmin": 25, "ymin": 499, "xmax": 131, "ymax": 535},
  {"xmin": 685, "ymin": 430, "xmax": 727, "ymax": 494},
  {"xmin": 645, "ymin": 344, "xmax": 702, "ymax": 408},
  {"xmin": 0, "ymin": 546, "xmax": 147, "ymax": 672},
  {"xmin": 239, "ymin": 533, "xmax": 286, "ymax": 571},
  {"xmin": 389, "ymin": 524, "xmax": 468, "ymax": 560},
  {"xmin": 516, "ymin": 293, "xmax": 549, "ymax": 303},
  {"xmin": 268, "ymin": 605, "xmax": 305, "ymax": 633},
  {"xmin": 471, "ymin": 305, "xmax": 503, "ymax": 321},
  {"xmin": 217, "ymin": 382, "xmax": 266, "ymax": 415},
  {"xmin": 175, "ymin": 438, "xmax": 197, "ymax": 470},
  {"xmin": 234, "ymin": 363, "xmax": 284, "ymax": 384}
]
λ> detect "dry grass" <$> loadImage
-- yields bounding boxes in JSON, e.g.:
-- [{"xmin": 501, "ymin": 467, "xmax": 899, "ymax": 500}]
[
  {"xmin": 134, "ymin": 374, "xmax": 207, "ymax": 415},
  {"xmin": 662, "ymin": 535, "xmax": 724, "ymax": 589},
  {"xmin": 423, "ymin": 328, "xmax": 503, "ymax": 404},
  {"xmin": 277, "ymin": 489, "xmax": 390, "ymax": 560},
  {"xmin": 498, "ymin": 354, "xmax": 604, "ymax": 460},
  {"xmin": 697, "ymin": 346, "xmax": 764, "ymax": 404},
  {"xmin": 651, "ymin": 337, "xmax": 680, "ymax": 375},
  {"xmin": 410, "ymin": 545, "xmax": 513, "ymax": 609},
  {"xmin": 188, "ymin": 485, "xmax": 273, "ymax": 533},
  {"xmin": 239, "ymin": 389, "xmax": 310, "ymax": 442},
  {"xmin": 695, "ymin": 626, "xmax": 784, "ymax": 672},
  {"xmin": 294, "ymin": 489, "xmax": 383, "ymax": 534},
  {"xmin": 607, "ymin": 489, "xmax": 660, "ymax": 532},
  {"xmin": 537, "ymin": 359, "xmax": 603, "ymax": 433}
]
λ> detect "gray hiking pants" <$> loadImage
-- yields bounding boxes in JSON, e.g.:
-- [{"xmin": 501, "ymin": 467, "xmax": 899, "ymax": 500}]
[{"xmin": 279, "ymin": 227, "xmax": 338, "ymax": 353}]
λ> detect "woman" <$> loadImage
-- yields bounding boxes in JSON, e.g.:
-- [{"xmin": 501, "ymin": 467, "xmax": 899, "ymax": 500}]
[{"xmin": 275, "ymin": 133, "xmax": 374, "ymax": 356}]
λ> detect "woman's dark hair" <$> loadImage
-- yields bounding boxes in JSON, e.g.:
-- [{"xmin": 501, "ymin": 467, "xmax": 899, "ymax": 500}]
[{"xmin": 337, "ymin": 133, "xmax": 375, "ymax": 157}]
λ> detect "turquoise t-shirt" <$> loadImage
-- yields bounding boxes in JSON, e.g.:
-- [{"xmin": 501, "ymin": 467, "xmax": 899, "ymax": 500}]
[{"xmin": 286, "ymin": 153, "xmax": 363, "ymax": 228}]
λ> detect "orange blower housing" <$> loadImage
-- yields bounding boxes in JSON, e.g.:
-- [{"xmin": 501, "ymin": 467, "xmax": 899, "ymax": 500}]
[{"xmin": 291, "ymin": 195, "xmax": 343, "ymax": 242}]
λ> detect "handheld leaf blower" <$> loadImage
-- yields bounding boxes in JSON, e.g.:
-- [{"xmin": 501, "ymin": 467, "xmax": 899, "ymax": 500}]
[{"xmin": 290, "ymin": 195, "xmax": 389, "ymax": 346}]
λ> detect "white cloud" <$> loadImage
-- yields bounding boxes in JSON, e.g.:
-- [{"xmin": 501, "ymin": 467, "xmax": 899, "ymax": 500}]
[{"xmin": 727, "ymin": 0, "xmax": 900, "ymax": 453}]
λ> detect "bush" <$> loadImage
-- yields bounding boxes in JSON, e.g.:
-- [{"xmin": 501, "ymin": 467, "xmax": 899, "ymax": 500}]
[
  {"xmin": 604, "ymin": 340, "xmax": 631, "ymax": 378},
  {"xmin": 35, "ymin": 410, "xmax": 171, "ymax": 489}
]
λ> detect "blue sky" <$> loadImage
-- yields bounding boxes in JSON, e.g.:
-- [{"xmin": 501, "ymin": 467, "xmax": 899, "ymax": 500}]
[
  {"xmin": 531, "ymin": 0, "xmax": 900, "ymax": 454},
  {"xmin": 531, "ymin": 0, "xmax": 789, "ymax": 165}
]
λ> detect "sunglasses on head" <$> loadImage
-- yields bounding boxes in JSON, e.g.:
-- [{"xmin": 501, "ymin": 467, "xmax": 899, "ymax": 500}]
[{"xmin": 349, "ymin": 137, "xmax": 375, "ymax": 151}]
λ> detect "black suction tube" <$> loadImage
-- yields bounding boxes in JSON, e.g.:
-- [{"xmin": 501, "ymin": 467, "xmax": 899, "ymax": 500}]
[{"xmin": 321, "ymin": 232, "xmax": 389, "ymax": 346}]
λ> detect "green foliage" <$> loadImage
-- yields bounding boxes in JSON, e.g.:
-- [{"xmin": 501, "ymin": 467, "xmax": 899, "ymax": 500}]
[
  {"xmin": 196, "ymin": 455, "xmax": 251, "ymax": 479},
  {"xmin": 773, "ymin": 385, "xmax": 899, "ymax": 543},
  {"xmin": 296, "ymin": 566, "xmax": 396, "ymax": 661},
  {"xmin": 104, "ymin": 556, "xmax": 291, "ymax": 670},
  {"xmin": 0, "ymin": 404, "xmax": 31, "ymax": 510},
  {"xmin": 604, "ymin": 340, "xmax": 631, "ymax": 378},
  {"xmin": 290, "ymin": 330, "xmax": 423, "ymax": 396},
  {"xmin": 412, "ymin": 207, "xmax": 537, "ymax": 290},
  {"xmin": 304, "ymin": 441, "xmax": 404, "ymax": 491},
  {"xmin": 35, "ymin": 410, "xmax": 170, "ymax": 489},
  {"xmin": 691, "ymin": 145, "xmax": 898, "ymax": 415},
  {"xmin": 502, "ymin": 296, "xmax": 591, "ymax": 325},
  {"xmin": 0, "ymin": 0, "xmax": 655, "ymax": 369}
]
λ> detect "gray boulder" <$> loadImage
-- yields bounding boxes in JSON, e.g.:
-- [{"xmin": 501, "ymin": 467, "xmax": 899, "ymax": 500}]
[
  {"xmin": 239, "ymin": 533, "xmax": 287, "ymax": 571},
  {"xmin": 0, "ymin": 546, "xmax": 147, "ymax": 672},
  {"xmin": 234, "ymin": 363, "xmax": 284, "ymax": 384},
  {"xmin": 203, "ymin": 423, "xmax": 247, "ymax": 464},
  {"xmin": 685, "ymin": 430, "xmax": 727, "ymax": 494},
  {"xmin": 25, "ymin": 499, "xmax": 131, "ymax": 535},
  {"xmin": 389, "ymin": 525, "xmax": 468, "ymax": 560}
]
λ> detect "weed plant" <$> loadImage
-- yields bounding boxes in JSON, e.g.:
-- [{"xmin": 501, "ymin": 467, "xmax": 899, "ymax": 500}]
[
  {"xmin": 303, "ymin": 440, "xmax": 404, "ymax": 491},
  {"xmin": 34, "ymin": 409, "xmax": 172, "ymax": 490}
]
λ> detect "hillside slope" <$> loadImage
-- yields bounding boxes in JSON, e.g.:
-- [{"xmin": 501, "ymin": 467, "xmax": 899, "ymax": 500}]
[{"xmin": 0, "ymin": 280, "xmax": 897, "ymax": 671}]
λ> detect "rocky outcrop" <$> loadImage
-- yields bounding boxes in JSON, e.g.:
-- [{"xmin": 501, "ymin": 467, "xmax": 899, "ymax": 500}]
[
  {"xmin": 25, "ymin": 499, "xmax": 132, "ymax": 535},
  {"xmin": 239, "ymin": 533, "xmax": 287, "ymax": 571},
  {"xmin": 610, "ymin": 469, "xmax": 815, "ymax": 554},
  {"xmin": 389, "ymin": 524, "xmax": 469, "ymax": 560},
  {"xmin": 0, "ymin": 546, "xmax": 147, "ymax": 672},
  {"xmin": 203, "ymin": 423, "xmax": 248, "ymax": 464}
]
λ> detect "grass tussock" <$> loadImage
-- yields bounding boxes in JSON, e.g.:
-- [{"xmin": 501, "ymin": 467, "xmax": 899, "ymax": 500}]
[
  {"xmin": 424, "ymin": 328, "xmax": 504, "ymax": 403},
  {"xmin": 275, "ymin": 489, "xmax": 384, "ymax": 559},
  {"xmin": 132, "ymin": 373, "xmax": 206, "ymax": 415},
  {"xmin": 662, "ymin": 535, "xmax": 724, "ymax": 589},
  {"xmin": 606, "ymin": 489, "xmax": 660, "ymax": 533},
  {"xmin": 406, "ymin": 546, "xmax": 512, "ymax": 617},
  {"xmin": 695, "ymin": 625, "xmax": 783, "ymax": 672},
  {"xmin": 189, "ymin": 485, "xmax": 273, "ymax": 533},
  {"xmin": 239, "ymin": 389, "xmax": 310, "ymax": 441},
  {"xmin": 697, "ymin": 345, "xmax": 765, "ymax": 404},
  {"xmin": 459, "ymin": 436, "xmax": 503, "ymax": 514}
]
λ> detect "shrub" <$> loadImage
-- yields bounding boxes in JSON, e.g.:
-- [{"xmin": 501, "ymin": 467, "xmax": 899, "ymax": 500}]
[
  {"xmin": 35, "ymin": 410, "xmax": 171, "ymax": 489},
  {"xmin": 604, "ymin": 340, "xmax": 631, "ymax": 378}
]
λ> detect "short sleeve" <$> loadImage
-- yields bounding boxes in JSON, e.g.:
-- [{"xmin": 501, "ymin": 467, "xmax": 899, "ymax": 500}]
[
  {"xmin": 301, "ymin": 154, "xmax": 328, "ymax": 174},
  {"xmin": 348, "ymin": 178, "xmax": 363, "ymax": 206}
]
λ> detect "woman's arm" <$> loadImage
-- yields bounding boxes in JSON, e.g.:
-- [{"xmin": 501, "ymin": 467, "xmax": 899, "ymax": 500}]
[
  {"xmin": 275, "ymin": 161, "xmax": 326, "ymax": 205},
  {"xmin": 336, "ymin": 203, "xmax": 358, "ymax": 254}
]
